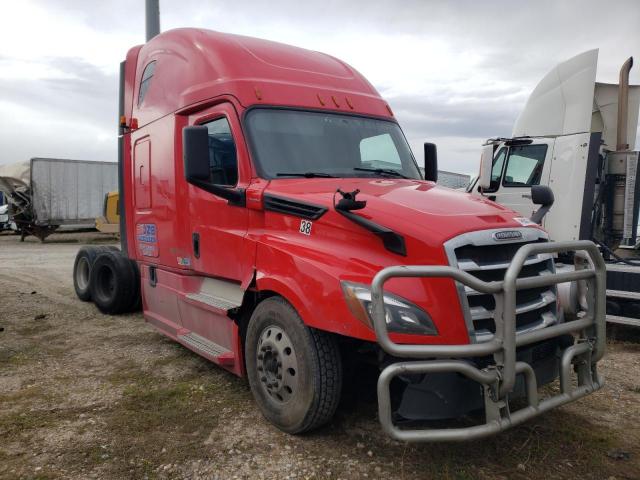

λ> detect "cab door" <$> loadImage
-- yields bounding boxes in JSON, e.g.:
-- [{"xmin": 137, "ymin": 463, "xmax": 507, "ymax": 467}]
[
  {"xmin": 483, "ymin": 140, "xmax": 554, "ymax": 217},
  {"xmin": 185, "ymin": 102, "xmax": 253, "ymax": 283}
]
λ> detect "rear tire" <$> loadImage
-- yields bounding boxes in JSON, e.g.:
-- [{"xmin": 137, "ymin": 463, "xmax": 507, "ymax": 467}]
[
  {"xmin": 90, "ymin": 250, "xmax": 137, "ymax": 315},
  {"xmin": 245, "ymin": 296, "xmax": 342, "ymax": 434},
  {"xmin": 73, "ymin": 247, "xmax": 100, "ymax": 301}
]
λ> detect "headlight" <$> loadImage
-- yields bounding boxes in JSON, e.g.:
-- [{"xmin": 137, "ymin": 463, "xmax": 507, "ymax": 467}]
[{"xmin": 341, "ymin": 281, "xmax": 437, "ymax": 335}]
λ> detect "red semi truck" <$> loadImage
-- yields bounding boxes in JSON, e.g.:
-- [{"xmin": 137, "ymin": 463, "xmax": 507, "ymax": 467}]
[{"xmin": 73, "ymin": 28, "xmax": 607, "ymax": 442}]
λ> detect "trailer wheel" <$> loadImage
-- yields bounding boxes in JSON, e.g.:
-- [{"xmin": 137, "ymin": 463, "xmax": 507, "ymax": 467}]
[
  {"xmin": 90, "ymin": 250, "xmax": 137, "ymax": 315},
  {"xmin": 245, "ymin": 296, "xmax": 342, "ymax": 434},
  {"xmin": 73, "ymin": 247, "xmax": 100, "ymax": 301}
]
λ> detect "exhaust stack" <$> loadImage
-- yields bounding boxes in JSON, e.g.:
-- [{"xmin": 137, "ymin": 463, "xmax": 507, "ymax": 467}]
[
  {"xmin": 616, "ymin": 56, "xmax": 633, "ymax": 151},
  {"xmin": 145, "ymin": 0, "xmax": 160, "ymax": 42}
]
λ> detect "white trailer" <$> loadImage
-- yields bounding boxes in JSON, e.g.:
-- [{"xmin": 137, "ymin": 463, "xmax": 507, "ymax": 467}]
[{"xmin": 0, "ymin": 158, "xmax": 118, "ymax": 241}]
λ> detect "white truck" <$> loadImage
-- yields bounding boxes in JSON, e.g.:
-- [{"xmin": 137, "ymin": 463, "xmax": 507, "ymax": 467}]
[{"xmin": 468, "ymin": 50, "xmax": 640, "ymax": 326}]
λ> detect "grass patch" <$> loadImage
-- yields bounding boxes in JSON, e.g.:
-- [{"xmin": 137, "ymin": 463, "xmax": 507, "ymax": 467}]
[
  {"xmin": 16, "ymin": 320, "xmax": 55, "ymax": 336},
  {"xmin": 0, "ymin": 385, "xmax": 49, "ymax": 403},
  {"xmin": 78, "ymin": 376, "xmax": 239, "ymax": 478},
  {"xmin": 0, "ymin": 410, "xmax": 58, "ymax": 436},
  {"xmin": 0, "ymin": 345, "xmax": 42, "ymax": 366},
  {"xmin": 344, "ymin": 407, "xmax": 621, "ymax": 480}
]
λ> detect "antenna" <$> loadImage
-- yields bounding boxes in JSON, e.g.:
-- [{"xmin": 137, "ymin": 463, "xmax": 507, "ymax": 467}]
[{"xmin": 145, "ymin": 0, "xmax": 160, "ymax": 41}]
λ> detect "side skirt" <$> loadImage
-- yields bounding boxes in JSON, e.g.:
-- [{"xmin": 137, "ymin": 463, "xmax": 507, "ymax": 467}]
[{"xmin": 139, "ymin": 264, "xmax": 245, "ymax": 376}]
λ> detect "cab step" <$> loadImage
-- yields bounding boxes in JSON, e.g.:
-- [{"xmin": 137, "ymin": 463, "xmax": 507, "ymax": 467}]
[
  {"xmin": 184, "ymin": 292, "xmax": 241, "ymax": 315},
  {"xmin": 177, "ymin": 332, "xmax": 235, "ymax": 365}
]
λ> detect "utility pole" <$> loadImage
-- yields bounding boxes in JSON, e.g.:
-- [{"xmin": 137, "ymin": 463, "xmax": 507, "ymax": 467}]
[{"xmin": 145, "ymin": 0, "xmax": 160, "ymax": 41}]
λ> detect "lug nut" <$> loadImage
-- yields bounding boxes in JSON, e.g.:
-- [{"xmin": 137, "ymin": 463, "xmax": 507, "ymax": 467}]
[
  {"xmin": 260, "ymin": 376, "xmax": 266, "ymax": 382},
  {"xmin": 277, "ymin": 361, "xmax": 282, "ymax": 367},
  {"xmin": 276, "ymin": 374, "xmax": 282, "ymax": 380}
]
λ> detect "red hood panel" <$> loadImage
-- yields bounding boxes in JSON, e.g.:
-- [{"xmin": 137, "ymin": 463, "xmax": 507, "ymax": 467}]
[{"xmin": 264, "ymin": 178, "xmax": 533, "ymax": 242}]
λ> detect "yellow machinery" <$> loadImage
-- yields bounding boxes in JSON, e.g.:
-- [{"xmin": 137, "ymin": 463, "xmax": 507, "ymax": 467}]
[{"xmin": 95, "ymin": 191, "xmax": 119, "ymax": 234}]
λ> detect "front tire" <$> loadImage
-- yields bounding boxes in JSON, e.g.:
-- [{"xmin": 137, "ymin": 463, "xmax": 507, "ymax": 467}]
[{"xmin": 245, "ymin": 296, "xmax": 342, "ymax": 434}]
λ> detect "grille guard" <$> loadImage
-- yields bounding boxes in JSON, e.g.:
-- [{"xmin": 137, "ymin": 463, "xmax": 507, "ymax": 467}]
[{"xmin": 371, "ymin": 240, "xmax": 606, "ymax": 442}]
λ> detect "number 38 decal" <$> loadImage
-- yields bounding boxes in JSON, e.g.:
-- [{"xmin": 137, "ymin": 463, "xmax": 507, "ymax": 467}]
[{"xmin": 299, "ymin": 219, "xmax": 312, "ymax": 235}]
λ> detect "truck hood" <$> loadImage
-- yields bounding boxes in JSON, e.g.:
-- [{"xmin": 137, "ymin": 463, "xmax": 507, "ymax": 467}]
[{"xmin": 265, "ymin": 177, "xmax": 531, "ymax": 244}]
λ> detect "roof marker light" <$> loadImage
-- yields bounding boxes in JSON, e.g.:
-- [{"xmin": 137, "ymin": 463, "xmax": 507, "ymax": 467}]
[
  {"xmin": 331, "ymin": 95, "xmax": 340, "ymax": 108},
  {"xmin": 254, "ymin": 87, "xmax": 262, "ymax": 100},
  {"xmin": 317, "ymin": 94, "xmax": 325, "ymax": 106},
  {"xmin": 386, "ymin": 104, "xmax": 394, "ymax": 116},
  {"xmin": 345, "ymin": 97, "xmax": 354, "ymax": 109}
]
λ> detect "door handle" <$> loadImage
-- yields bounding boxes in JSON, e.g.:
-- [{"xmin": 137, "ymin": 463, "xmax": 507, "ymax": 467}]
[
  {"xmin": 192, "ymin": 232, "xmax": 200, "ymax": 259},
  {"xmin": 149, "ymin": 265, "xmax": 157, "ymax": 287},
  {"xmin": 522, "ymin": 194, "xmax": 532, "ymax": 199}
]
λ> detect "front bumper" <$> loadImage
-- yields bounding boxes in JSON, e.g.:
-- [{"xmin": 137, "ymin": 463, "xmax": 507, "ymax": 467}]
[{"xmin": 371, "ymin": 240, "xmax": 606, "ymax": 442}]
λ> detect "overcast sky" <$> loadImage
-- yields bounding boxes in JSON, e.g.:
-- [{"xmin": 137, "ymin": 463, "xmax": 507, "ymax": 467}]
[{"xmin": 1, "ymin": 0, "xmax": 639, "ymax": 174}]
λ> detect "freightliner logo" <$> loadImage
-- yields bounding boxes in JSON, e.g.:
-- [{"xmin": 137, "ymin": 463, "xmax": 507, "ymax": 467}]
[{"xmin": 493, "ymin": 230, "xmax": 523, "ymax": 241}]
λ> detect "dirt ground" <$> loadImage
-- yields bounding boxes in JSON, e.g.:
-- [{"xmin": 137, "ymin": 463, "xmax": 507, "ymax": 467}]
[{"xmin": 1, "ymin": 231, "xmax": 639, "ymax": 480}]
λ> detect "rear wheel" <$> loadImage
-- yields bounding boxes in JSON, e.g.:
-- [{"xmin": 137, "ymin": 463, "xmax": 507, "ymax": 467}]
[
  {"xmin": 90, "ymin": 250, "xmax": 137, "ymax": 314},
  {"xmin": 73, "ymin": 246, "xmax": 121, "ymax": 302},
  {"xmin": 245, "ymin": 296, "xmax": 342, "ymax": 434},
  {"xmin": 73, "ymin": 247, "xmax": 99, "ymax": 301}
]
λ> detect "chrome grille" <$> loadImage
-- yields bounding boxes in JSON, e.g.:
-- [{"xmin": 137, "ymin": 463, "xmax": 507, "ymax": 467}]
[{"xmin": 444, "ymin": 228, "xmax": 558, "ymax": 342}]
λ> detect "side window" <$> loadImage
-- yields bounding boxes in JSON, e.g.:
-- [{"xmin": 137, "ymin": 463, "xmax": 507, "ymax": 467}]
[
  {"xmin": 359, "ymin": 133, "xmax": 401, "ymax": 169},
  {"xmin": 479, "ymin": 147, "xmax": 507, "ymax": 193},
  {"xmin": 203, "ymin": 117, "xmax": 238, "ymax": 186},
  {"xmin": 503, "ymin": 145, "xmax": 548, "ymax": 187},
  {"xmin": 491, "ymin": 148, "xmax": 507, "ymax": 183},
  {"xmin": 138, "ymin": 61, "xmax": 156, "ymax": 107}
]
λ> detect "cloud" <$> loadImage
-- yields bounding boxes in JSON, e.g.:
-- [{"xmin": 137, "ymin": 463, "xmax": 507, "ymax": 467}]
[
  {"xmin": 0, "ymin": 0, "xmax": 639, "ymax": 173},
  {"xmin": 0, "ymin": 56, "xmax": 117, "ymax": 163}
]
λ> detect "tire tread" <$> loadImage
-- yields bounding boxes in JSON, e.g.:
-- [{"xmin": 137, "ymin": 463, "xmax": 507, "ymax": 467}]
[{"xmin": 250, "ymin": 296, "xmax": 342, "ymax": 434}]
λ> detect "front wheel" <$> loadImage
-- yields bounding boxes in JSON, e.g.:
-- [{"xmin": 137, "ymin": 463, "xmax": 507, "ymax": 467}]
[{"xmin": 245, "ymin": 296, "xmax": 342, "ymax": 434}]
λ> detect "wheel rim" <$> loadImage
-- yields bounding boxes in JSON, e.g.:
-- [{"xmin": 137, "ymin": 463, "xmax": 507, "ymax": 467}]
[
  {"xmin": 257, "ymin": 325, "xmax": 299, "ymax": 403},
  {"xmin": 76, "ymin": 257, "xmax": 90, "ymax": 291}
]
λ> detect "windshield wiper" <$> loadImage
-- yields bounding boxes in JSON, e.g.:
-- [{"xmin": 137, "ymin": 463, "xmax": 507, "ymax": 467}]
[
  {"xmin": 276, "ymin": 172, "xmax": 336, "ymax": 178},
  {"xmin": 353, "ymin": 167, "xmax": 410, "ymax": 179}
]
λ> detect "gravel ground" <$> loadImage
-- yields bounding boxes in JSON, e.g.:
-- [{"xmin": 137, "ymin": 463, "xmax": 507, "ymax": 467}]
[{"xmin": 0, "ymin": 231, "xmax": 639, "ymax": 480}]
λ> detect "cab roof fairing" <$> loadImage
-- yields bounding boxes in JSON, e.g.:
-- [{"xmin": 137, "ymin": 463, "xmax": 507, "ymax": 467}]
[
  {"xmin": 512, "ymin": 49, "xmax": 640, "ymax": 150},
  {"xmin": 126, "ymin": 28, "xmax": 393, "ymax": 128}
]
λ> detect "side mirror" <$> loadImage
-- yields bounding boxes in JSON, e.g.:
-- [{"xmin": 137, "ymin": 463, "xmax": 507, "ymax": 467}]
[
  {"xmin": 183, "ymin": 126, "xmax": 210, "ymax": 182},
  {"xmin": 423, "ymin": 142, "xmax": 437, "ymax": 182},
  {"xmin": 530, "ymin": 185, "xmax": 554, "ymax": 224},
  {"xmin": 182, "ymin": 125, "xmax": 245, "ymax": 206},
  {"xmin": 477, "ymin": 144, "xmax": 494, "ymax": 189}
]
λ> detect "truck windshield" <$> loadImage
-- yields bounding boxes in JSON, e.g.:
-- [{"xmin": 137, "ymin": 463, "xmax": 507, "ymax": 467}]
[{"xmin": 245, "ymin": 109, "xmax": 422, "ymax": 180}]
